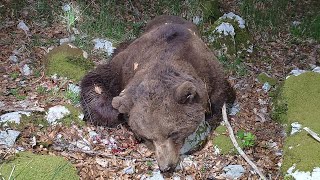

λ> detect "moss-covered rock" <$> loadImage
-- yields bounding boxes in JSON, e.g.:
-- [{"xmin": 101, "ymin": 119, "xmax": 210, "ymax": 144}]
[
  {"xmin": 257, "ymin": 73, "xmax": 278, "ymax": 86},
  {"xmin": 212, "ymin": 125, "xmax": 236, "ymax": 155},
  {"xmin": 206, "ymin": 12, "xmax": 252, "ymax": 59},
  {"xmin": 0, "ymin": 151, "xmax": 79, "ymax": 180},
  {"xmin": 45, "ymin": 44, "xmax": 94, "ymax": 82},
  {"xmin": 276, "ymin": 72, "xmax": 320, "ymax": 174}
]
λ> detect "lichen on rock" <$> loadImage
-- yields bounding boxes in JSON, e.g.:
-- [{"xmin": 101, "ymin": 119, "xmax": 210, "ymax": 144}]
[
  {"xmin": 206, "ymin": 12, "xmax": 252, "ymax": 58},
  {"xmin": 45, "ymin": 43, "xmax": 94, "ymax": 81}
]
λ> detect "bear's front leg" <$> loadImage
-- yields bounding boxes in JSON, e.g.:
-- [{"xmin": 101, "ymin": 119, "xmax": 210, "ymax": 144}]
[{"xmin": 80, "ymin": 63, "xmax": 124, "ymax": 127}]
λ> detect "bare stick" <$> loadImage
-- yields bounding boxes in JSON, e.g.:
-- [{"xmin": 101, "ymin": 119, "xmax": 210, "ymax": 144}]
[
  {"xmin": 222, "ymin": 104, "xmax": 267, "ymax": 180},
  {"xmin": 8, "ymin": 165, "xmax": 15, "ymax": 180},
  {"xmin": 0, "ymin": 107, "xmax": 45, "ymax": 113},
  {"xmin": 303, "ymin": 127, "xmax": 320, "ymax": 143}
]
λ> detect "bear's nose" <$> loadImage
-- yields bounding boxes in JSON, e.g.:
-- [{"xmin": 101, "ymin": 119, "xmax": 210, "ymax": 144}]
[
  {"xmin": 154, "ymin": 139, "xmax": 179, "ymax": 172},
  {"xmin": 159, "ymin": 163, "xmax": 175, "ymax": 172}
]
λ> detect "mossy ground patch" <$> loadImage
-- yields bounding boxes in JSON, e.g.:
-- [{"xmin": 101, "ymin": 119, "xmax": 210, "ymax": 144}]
[
  {"xmin": 280, "ymin": 72, "xmax": 320, "ymax": 172},
  {"xmin": 212, "ymin": 125, "xmax": 237, "ymax": 155},
  {"xmin": 0, "ymin": 151, "xmax": 79, "ymax": 180}
]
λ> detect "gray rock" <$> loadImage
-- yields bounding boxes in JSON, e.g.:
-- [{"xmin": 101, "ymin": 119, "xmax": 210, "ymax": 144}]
[
  {"xmin": 290, "ymin": 122, "xmax": 302, "ymax": 135},
  {"xmin": 22, "ymin": 64, "xmax": 32, "ymax": 76},
  {"xmin": 68, "ymin": 83, "xmax": 80, "ymax": 94},
  {"xmin": 180, "ymin": 120, "xmax": 211, "ymax": 154},
  {"xmin": 92, "ymin": 38, "xmax": 115, "ymax": 56},
  {"xmin": 59, "ymin": 35, "xmax": 75, "ymax": 45},
  {"xmin": 17, "ymin": 21, "xmax": 30, "ymax": 35},
  {"xmin": 262, "ymin": 82, "xmax": 271, "ymax": 92},
  {"xmin": 229, "ymin": 102, "xmax": 240, "ymax": 115},
  {"xmin": 123, "ymin": 166, "xmax": 135, "ymax": 174},
  {"xmin": 0, "ymin": 111, "xmax": 31, "ymax": 124},
  {"xmin": 223, "ymin": 164, "xmax": 245, "ymax": 179},
  {"xmin": 0, "ymin": 130, "xmax": 21, "ymax": 147},
  {"xmin": 9, "ymin": 55, "xmax": 18, "ymax": 63},
  {"xmin": 46, "ymin": 105, "xmax": 70, "ymax": 124}
]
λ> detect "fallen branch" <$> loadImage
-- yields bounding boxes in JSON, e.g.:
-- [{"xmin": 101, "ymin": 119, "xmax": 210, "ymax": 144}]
[
  {"xmin": 222, "ymin": 104, "xmax": 267, "ymax": 180},
  {"xmin": 54, "ymin": 146, "xmax": 155, "ymax": 163},
  {"xmin": 0, "ymin": 107, "xmax": 45, "ymax": 113},
  {"xmin": 8, "ymin": 165, "xmax": 15, "ymax": 180},
  {"xmin": 303, "ymin": 127, "xmax": 320, "ymax": 143}
]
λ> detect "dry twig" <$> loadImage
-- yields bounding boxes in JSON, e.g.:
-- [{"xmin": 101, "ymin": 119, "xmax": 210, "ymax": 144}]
[
  {"xmin": 222, "ymin": 104, "xmax": 267, "ymax": 180},
  {"xmin": 303, "ymin": 127, "xmax": 320, "ymax": 143}
]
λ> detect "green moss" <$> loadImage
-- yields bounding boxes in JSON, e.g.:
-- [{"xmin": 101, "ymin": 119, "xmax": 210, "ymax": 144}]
[
  {"xmin": 212, "ymin": 125, "xmax": 237, "ymax": 155},
  {"xmin": 271, "ymin": 85, "xmax": 288, "ymax": 124},
  {"xmin": 207, "ymin": 16, "xmax": 252, "ymax": 58},
  {"xmin": 0, "ymin": 151, "xmax": 79, "ymax": 180},
  {"xmin": 7, "ymin": 113, "xmax": 48, "ymax": 131},
  {"xmin": 257, "ymin": 73, "xmax": 277, "ymax": 86},
  {"xmin": 280, "ymin": 72, "xmax": 320, "ymax": 173},
  {"xmin": 200, "ymin": 0, "xmax": 222, "ymax": 22},
  {"xmin": 46, "ymin": 44, "xmax": 94, "ymax": 82}
]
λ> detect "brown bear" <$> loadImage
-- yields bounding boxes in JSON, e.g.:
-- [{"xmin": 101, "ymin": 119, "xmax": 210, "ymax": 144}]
[{"xmin": 80, "ymin": 15, "xmax": 235, "ymax": 172}]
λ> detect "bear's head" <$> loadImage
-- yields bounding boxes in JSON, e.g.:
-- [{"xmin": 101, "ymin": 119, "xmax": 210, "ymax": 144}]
[{"xmin": 111, "ymin": 64, "xmax": 209, "ymax": 172}]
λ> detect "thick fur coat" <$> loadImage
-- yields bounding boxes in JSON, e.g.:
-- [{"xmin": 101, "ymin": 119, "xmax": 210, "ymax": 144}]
[{"xmin": 80, "ymin": 15, "xmax": 235, "ymax": 171}]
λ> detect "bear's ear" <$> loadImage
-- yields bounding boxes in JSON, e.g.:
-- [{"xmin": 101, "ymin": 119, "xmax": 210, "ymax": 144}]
[
  {"xmin": 111, "ymin": 90, "xmax": 133, "ymax": 114},
  {"xmin": 175, "ymin": 81, "xmax": 198, "ymax": 104}
]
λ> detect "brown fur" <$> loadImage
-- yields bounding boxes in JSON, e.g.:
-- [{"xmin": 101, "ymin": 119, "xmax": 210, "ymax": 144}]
[{"xmin": 80, "ymin": 15, "xmax": 235, "ymax": 171}]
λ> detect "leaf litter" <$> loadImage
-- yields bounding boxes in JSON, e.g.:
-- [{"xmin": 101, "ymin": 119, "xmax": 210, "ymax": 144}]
[{"xmin": 1, "ymin": 1, "xmax": 320, "ymax": 179}]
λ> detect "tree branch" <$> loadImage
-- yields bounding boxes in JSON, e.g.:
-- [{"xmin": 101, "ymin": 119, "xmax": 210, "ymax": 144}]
[{"xmin": 222, "ymin": 103, "xmax": 267, "ymax": 180}]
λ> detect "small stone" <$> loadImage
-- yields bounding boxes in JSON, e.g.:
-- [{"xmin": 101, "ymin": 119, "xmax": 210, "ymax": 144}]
[
  {"xmin": 292, "ymin": 21, "xmax": 301, "ymax": 27},
  {"xmin": 9, "ymin": 55, "xmax": 18, "ymax": 63},
  {"xmin": 96, "ymin": 158, "xmax": 108, "ymax": 168},
  {"xmin": 46, "ymin": 105, "xmax": 70, "ymax": 124},
  {"xmin": 62, "ymin": 4, "xmax": 71, "ymax": 12},
  {"xmin": 17, "ymin": 21, "xmax": 30, "ymax": 35},
  {"xmin": 22, "ymin": 64, "xmax": 32, "ymax": 76},
  {"xmin": 72, "ymin": 28, "xmax": 80, "ymax": 35},
  {"xmin": 68, "ymin": 83, "xmax": 80, "ymax": 94},
  {"xmin": 290, "ymin": 122, "xmax": 302, "ymax": 135},
  {"xmin": 262, "ymin": 82, "xmax": 271, "ymax": 92},
  {"xmin": 312, "ymin": 66, "xmax": 320, "ymax": 73},
  {"xmin": 92, "ymin": 38, "xmax": 115, "ymax": 56},
  {"xmin": 223, "ymin": 164, "xmax": 245, "ymax": 179},
  {"xmin": 0, "ymin": 130, "xmax": 21, "ymax": 147},
  {"xmin": 0, "ymin": 111, "xmax": 31, "ymax": 124},
  {"xmin": 123, "ymin": 166, "xmax": 135, "ymax": 174},
  {"xmin": 59, "ymin": 35, "xmax": 75, "ymax": 45},
  {"xmin": 71, "ymin": 140, "xmax": 90, "ymax": 151},
  {"xmin": 229, "ymin": 102, "xmax": 240, "ymax": 115},
  {"xmin": 88, "ymin": 131, "xmax": 98, "ymax": 139},
  {"xmin": 31, "ymin": 136, "xmax": 36, "ymax": 147},
  {"xmin": 0, "ymin": 101, "xmax": 5, "ymax": 108},
  {"xmin": 78, "ymin": 113, "xmax": 84, "ymax": 120},
  {"xmin": 192, "ymin": 16, "xmax": 202, "ymax": 25}
]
